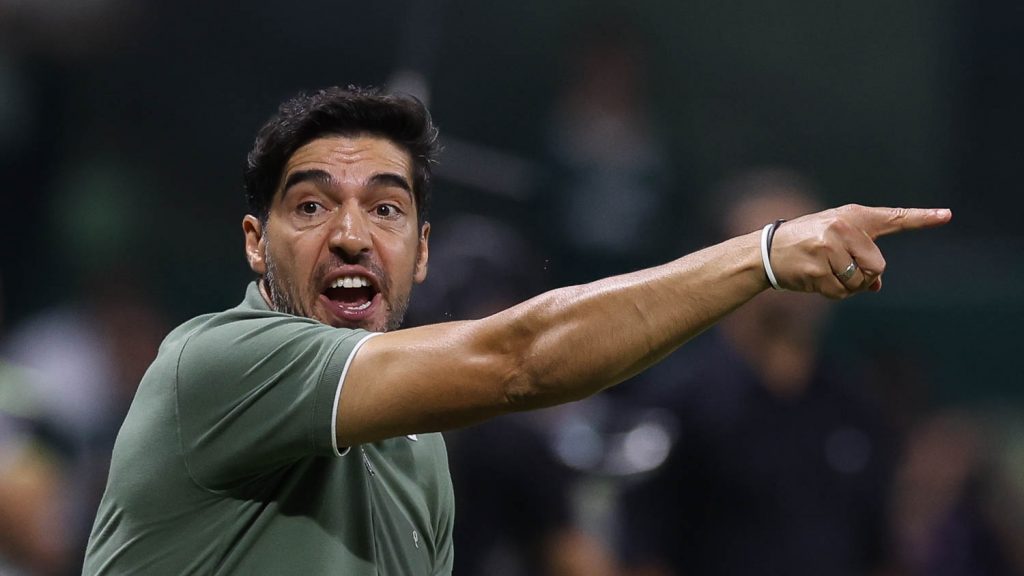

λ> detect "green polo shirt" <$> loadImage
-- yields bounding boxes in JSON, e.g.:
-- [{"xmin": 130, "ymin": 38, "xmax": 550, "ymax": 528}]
[{"xmin": 84, "ymin": 283, "xmax": 454, "ymax": 575}]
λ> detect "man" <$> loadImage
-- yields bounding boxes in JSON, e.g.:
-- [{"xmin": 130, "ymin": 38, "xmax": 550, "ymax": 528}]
[
  {"xmin": 620, "ymin": 169, "xmax": 895, "ymax": 576},
  {"xmin": 84, "ymin": 86, "xmax": 950, "ymax": 575}
]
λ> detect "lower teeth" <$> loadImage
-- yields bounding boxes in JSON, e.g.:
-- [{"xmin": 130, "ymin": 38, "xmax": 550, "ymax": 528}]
[{"xmin": 345, "ymin": 300, "xmax": 372, "ymax": 311}]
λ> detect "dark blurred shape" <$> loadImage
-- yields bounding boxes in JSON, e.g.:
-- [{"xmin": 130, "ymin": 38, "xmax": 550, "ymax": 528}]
[
  {"xmin": 4, "ymin": 275, "xmax": 167, "ymax": 572},
  {"xmin": 406, "ymin": 214, "xmax": 543, "ymax": 325},
  {"xmin": 0, "ymin": 0, "xmax": 144, "ymax": 60},
  {"xmin": 539, "ymin": 14, "xmax": 673, "ymax": 286},
  {"xmin": 958, "ymin": 0, "xmax": 1024, "ymax": 235},
  {"xmin": 888, "ymin": 410, "xmax": 1024, "ymax": 576},
  {"xmin": 2, "ymin": 154, "xmax": 168, "ymax": 571},
  {"xmin": 619, "ymin": 168, "xmax": 894, "ymax": 576}
]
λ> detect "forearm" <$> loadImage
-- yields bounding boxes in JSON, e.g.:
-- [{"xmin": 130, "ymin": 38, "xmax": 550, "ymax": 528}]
[
  {"xmin": 501, "ymin": 202, "xmax": 954, "ymax": 403},
  {"xmin": 496, "ymin": 230, "xmax": 767, "ymax": 408}
]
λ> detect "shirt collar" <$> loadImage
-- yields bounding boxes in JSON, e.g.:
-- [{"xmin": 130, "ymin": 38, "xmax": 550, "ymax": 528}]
[{"xmin": 243, "ymin": 281, "xmax": 272, "ymax": 312}]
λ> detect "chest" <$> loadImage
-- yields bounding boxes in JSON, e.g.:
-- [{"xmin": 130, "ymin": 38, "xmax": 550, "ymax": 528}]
[{"xmin": 354, "ymin": 435, "xmax": 452, "ymax": 575}]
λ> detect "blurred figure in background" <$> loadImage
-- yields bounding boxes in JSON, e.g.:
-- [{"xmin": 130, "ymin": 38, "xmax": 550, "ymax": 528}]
[
  {"xmin": 888, "ymin": 409, "xmax": 1024, "ymax": 576},
  {"xmin": 3, "ymin": 158, "xmax": 168, "ymax": 572},
  {"xmin": 540, "ymin": 15, "xmax": 674, "ymax": 286},
  {"xmin": 983, "ymin": 415, "xmax": 1024, "ymax": 575},
  {"xmin": 0, "ymin": 273, "xmax": 70, "ymax": 575},
  {"xmin": 619, "ymin": 168, "xmax": 894, "ymax": 576}
]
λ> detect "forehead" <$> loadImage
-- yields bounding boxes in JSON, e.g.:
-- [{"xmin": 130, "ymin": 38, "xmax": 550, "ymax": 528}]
[{"xmin": 282, "ymin": 134, "xmax": 413, "ymax": 184}]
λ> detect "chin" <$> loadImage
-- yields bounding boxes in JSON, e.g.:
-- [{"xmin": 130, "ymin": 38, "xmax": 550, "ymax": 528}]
[
  {"xmin": 352, "ymin": 320, "xmax": 387, "ymax": 332},
  {"xmin": 320, "ymin": 312, "xmax": 387, "ymax": 332}
]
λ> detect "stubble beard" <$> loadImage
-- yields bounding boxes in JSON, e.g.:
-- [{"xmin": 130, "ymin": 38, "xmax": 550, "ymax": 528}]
[
  {"xmin": 262, "ymin": 250, "xmax": 303, "ymax": 318},
  {"xmin": 262, "ymin": 240, "xmax": 412, "ymax": 333}
]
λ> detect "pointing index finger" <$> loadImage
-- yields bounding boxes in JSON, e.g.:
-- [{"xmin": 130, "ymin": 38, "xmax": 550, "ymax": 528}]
[{"xmin": 854, "ymin": 206, "xmax": 953, "ymax": 239}]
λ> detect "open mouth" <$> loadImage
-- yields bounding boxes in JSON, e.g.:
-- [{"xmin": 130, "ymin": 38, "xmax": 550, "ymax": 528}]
[
  {"xmin": 321, "ymin": 274, "xmax": 381, "ymax": 322},
  {"xmin": 324, "ymin": 275, "xmax": 377, "ymax": 309}
]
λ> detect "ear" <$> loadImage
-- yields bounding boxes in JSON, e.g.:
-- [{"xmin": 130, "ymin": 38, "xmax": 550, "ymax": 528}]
[
  {"xmin": 413, "ymin": 222, "xmax": 430, "ymax": 284},
  {"xmin": 243, "ymin": 215, "xmax": 267, "ymax": 275}
]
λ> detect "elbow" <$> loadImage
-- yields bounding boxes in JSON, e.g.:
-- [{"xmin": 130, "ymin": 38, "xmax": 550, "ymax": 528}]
[
  {"xmin": 472, "ymin": 306, "xmax": 545, "ymax": 412},
  {"xmin": 493, "ymin": 334, "xmax": 554, "ymax": 412},
  {"xmin": 482, "ymin": 290, "xmax": 585, "ymax": 412},
  {"xmin": 501, "ymin": 363, "xmax": 540, "ymax": 412},
  {"xmin": 500, "ymin": 353, "xmax": 588, "ymax": 412}
]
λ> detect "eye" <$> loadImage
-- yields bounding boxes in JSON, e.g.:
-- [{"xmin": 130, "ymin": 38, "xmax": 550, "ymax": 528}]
[
  {"xmin": 298, "ymin": 201, "xmax": 323, "ymax": 216},
  {"xmin": 373, "ymin": 204, "xmax": 402, "ymax": 219}
]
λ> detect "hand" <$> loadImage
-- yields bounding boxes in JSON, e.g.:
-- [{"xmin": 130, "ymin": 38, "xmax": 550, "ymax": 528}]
[{"xmin": 769, "ymin": 204, "xmax": 952, "ymax": 299}]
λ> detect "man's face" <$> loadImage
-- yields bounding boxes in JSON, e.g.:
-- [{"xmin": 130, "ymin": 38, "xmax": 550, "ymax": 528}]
[{"xmin": 243, "ymin": 135, "xmax": 429, "ymax": 332}]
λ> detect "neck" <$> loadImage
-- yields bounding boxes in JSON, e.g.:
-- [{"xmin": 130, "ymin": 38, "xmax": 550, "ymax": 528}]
[{"xmin": 258, "ymin": 279, "xmax": 275, "ymax": 309}]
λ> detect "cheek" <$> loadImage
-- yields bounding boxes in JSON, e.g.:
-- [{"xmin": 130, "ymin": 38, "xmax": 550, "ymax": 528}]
[
  {"xmin": 379, "ymin": 237, "xmax": 421, "ymax": 282},
  {"xmin": 278, "ymin": 232, "xmax": 320, "ymax": 265},
  {"xmin": 267, "ymin": 233, "xmax": 322, "ymax": 286},
  {"xmin": 402, "ymin": 237, "xmax": 424, "ymax": 273}
]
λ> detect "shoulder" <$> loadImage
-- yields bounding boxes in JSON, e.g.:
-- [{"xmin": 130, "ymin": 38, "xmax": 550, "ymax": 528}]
[
  {"xmin": 145, "ymin": 297, "xmax": 365, "ymax": 410},
  {"xmin": 169, "ymin": 302, "xmax": 372, "ymax": 417},
  {"xmin": 173, "ymin": 304, "xmax": 339, "ymax": 372}
]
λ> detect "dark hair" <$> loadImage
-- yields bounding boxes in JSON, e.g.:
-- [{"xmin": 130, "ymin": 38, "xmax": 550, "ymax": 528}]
[{"xmin": 244, "ymin": 86, "xmax": 440, "ymax": 225}]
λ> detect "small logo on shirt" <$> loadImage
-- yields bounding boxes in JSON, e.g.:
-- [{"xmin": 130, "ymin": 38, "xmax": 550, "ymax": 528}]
[{"xmin": 407, "ymin": 434, "xmax": 418, "ymax": 441}]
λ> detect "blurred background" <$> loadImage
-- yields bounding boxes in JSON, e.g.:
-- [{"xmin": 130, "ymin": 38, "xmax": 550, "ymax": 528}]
[{"xmin": 0, "ymin": 0, "xmax": 1021, "ymax": 574}]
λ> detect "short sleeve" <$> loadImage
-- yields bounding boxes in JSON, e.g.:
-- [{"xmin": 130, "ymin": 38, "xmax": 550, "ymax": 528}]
[
  {"xmin": 428, "ymin": 434, "xmax": 456, "ymax": 575},
  {"xmin": 175, "ymin": 313, "xmax": 374, "ymax": 491}
]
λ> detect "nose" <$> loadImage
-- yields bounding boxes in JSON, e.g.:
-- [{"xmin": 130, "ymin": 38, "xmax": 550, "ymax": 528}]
[{"xmin": 329, "ymin": 202, "xmax": 372, "ymax": 258}]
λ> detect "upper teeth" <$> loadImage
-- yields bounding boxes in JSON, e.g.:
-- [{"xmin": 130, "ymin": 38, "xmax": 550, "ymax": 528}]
[{"xmin": 331, "ymin": 276, "xmax": 370, "ymax": 289}]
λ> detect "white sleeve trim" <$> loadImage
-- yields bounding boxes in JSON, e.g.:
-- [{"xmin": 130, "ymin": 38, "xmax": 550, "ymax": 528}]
[{"xmin": 331, "ymin": 332, "xmax": 381, "ymax": 457}]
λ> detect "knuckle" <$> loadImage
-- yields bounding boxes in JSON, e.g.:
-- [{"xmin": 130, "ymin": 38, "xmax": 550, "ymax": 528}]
[
  {"xmin": 805, "ymin": 262, "xmax": 828, "ymax": 280},
  {"xmin": 812, "ymin": 229, "xmax": 833, "ymax": 251},
  {"xmin": 816, "ymin": 208, "xmax": 839, "ymax": 225},
  {"xmin": 837, "ymin": 203, "xmax": 863, "ymax": 219},
  {"xmin": 830, "ymin": 217, "xmax": 853, "ymax": 235},
  {"xmin": 819, "ymin": 266, "xmax": 836, "ymax": 280}
]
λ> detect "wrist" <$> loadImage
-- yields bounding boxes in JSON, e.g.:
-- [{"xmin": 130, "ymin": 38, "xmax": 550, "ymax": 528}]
[{"xmin": 760, "ymin": 219, "xmax": 786, "ymax": 290}]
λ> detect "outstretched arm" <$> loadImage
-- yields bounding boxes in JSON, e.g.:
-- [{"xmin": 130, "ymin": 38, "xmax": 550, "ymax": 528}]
[{"xmin": 338, "ymin": 205, "xmax": 951, "ymax": 446}]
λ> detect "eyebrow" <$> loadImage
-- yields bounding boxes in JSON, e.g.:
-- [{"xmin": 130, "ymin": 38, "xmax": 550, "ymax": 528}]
[
  {"xmin": 369, "ymin": 172, "xmax": 413, "ymax": 194},
  {"xmin": 282, "ymin": 169, "xmax": 412, "ymax": 197}
]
